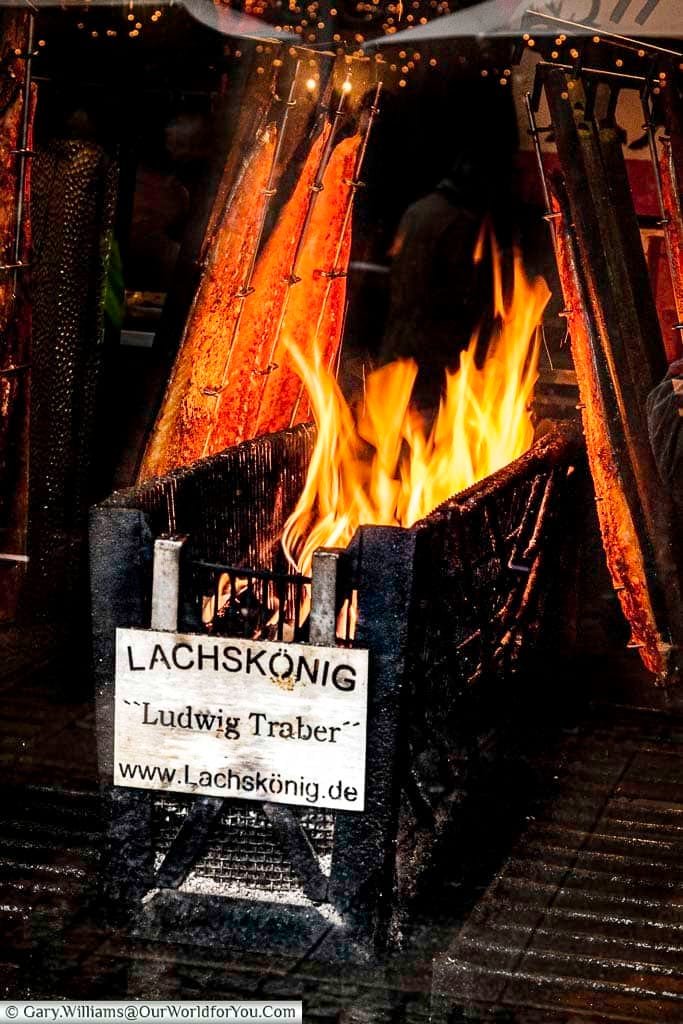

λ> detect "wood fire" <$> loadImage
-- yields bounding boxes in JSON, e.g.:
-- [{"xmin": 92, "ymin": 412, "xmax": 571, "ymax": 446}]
[{"xmin": 281, "ymin": 232, "xmax": 551, "ymax": 584}]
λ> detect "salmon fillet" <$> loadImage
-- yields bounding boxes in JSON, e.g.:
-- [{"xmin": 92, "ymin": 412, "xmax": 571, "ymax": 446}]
[
  {"xmin": 254, "ymin": 133, "xmax": 361, "ymax": 435},
  {"xmin": 207, "ymin": 125, "xmax": 331, "ymax": 453},
  {"xmin": 139, "ymin": 125, "xmax": 277, "ymax": 480},
  {"xmin": 554, "ymin": 199, "xmax": 665, "ymax": 677}
]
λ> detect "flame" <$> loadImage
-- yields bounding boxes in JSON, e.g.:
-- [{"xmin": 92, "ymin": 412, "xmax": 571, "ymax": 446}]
[{"xmin": 281, "ymin": 233, "xmax": 551, "ymax": 593}]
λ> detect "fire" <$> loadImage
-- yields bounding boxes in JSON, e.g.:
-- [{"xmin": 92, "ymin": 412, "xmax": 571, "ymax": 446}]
[{"xmin": 281, "ymin": 233, "xmax": 551, "ymax": 591}]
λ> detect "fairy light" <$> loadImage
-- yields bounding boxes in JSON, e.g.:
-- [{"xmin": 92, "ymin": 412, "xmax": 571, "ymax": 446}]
[
  {"xmin": 342, "ymin": 79, "xmax": 353, "ymax": 94},
  {"xmin": 306, "ymin": 77, "xmax": 317, "ymax": 90}
]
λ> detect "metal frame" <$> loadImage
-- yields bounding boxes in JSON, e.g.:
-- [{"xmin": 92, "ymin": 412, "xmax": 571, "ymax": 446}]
[{"xmin": 89, "ymin": 418, "xmax": 583, "ymax": 959}]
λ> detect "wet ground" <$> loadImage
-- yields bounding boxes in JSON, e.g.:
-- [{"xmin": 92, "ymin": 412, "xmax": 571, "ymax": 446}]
[{"xmin": 0, "ymin": 621, "xmax": 679, "ymax": 1023}]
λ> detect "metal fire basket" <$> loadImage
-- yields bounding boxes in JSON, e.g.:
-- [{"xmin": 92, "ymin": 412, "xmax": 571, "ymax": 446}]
[{"xmin": 90, "ymin": 421, "xmax": 585, "ymax": 961}]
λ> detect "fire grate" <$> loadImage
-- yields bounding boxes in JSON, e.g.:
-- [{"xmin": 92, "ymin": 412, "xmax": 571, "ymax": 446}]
[
  {"xmin": 152, "ymin": 796, "xmax": 335, "ymax": 899},
  {"xmin": 191, "ymin": 560, "xmax": 311, "ymax": 642}
]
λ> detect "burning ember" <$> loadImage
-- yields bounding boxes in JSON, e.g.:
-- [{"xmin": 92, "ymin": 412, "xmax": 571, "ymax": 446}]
[{"xmin": 281, "ymin": 232, "xmax": 551, "ymax": 588}]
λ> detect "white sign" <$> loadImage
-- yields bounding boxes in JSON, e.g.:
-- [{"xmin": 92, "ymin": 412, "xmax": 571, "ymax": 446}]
[{"xmin": 114, "ymin": 628, "xmax": 369, "ymax": 812}]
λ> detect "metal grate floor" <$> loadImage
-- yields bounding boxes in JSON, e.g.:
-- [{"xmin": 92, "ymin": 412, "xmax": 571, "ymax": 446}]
[{"xmin": 433, "ymin": 709, "xmax": 683, "ymax": 1023}]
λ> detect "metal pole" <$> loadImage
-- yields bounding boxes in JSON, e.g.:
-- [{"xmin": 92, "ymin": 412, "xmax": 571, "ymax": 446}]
[
  {"xmin": 640, "ymin": 86, "xmax": 683, "ymax": 347},
  {"xmin": 524, "ymin": 10, "xmax": 683, "ymax": 60},
  {"xmin": 309, "ymin": 548, "xmax": 341, "ymax": 645},
  {"xmin": 13, "ymin": 9, "xmax": 34, "ymax": 270},
  {"xmin": 151, "ymin": 535, "xmax": 188, "ymax": 632},
  {"xmin": 0, "ymin": 8, "xmax": 35, "ymax": 277},
  {"xmin": 524, "ymin": 92, "xmax": 560, "ymax": 241}
]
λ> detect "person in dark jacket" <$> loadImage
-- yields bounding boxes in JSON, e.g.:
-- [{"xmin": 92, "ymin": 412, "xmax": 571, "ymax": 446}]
[
  {"xmin": 647, "ymin": 358, "xmax": 683, "ymax": 510},
  {"xmin": 379, "ymin": 152, "xmax": 496, "ymax": 411}
]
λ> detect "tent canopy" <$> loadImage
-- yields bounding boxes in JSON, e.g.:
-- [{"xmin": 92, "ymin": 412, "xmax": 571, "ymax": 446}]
[{"xmin": 364, "ymin": 0, "xmax": 683, "ymax": 48}]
